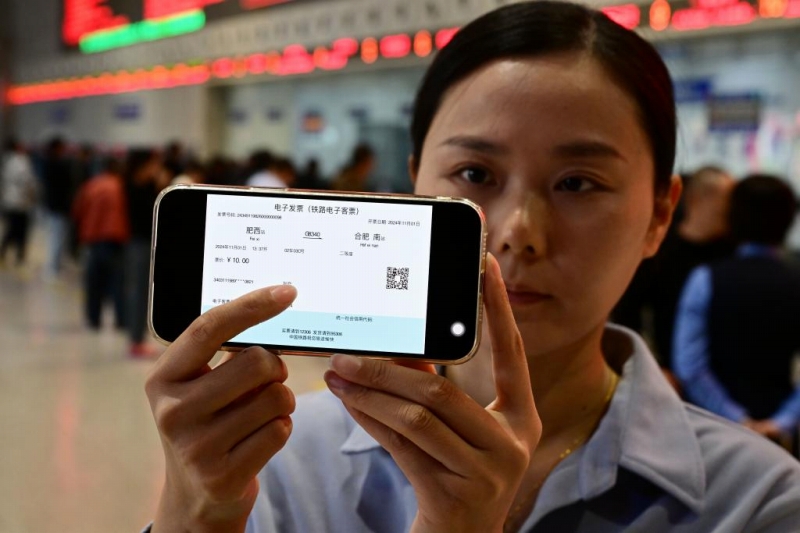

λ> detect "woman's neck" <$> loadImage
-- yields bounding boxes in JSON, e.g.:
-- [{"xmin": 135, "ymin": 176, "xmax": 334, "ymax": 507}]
[{"xmin": 447, "ymin": 322, "xmax": 610, "ymax": 440}]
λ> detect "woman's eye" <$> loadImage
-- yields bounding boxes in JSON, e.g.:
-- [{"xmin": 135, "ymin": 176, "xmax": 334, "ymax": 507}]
[
  {"xmin": 458, "ymin": 167, "xmax": 492, "ymax": 185},
  {"xmin": 556, "ymin": 176, "xmax": 594, "ymax": 192}
]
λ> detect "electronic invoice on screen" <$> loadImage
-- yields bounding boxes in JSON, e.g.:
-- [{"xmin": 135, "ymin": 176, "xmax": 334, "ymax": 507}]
[{"xmin": 201, "ymin": 194, "xmax": 433, "ymax": 354}]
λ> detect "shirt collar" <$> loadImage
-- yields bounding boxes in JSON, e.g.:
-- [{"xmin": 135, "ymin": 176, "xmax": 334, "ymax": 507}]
[
  {"xmin": 583, "ymin": 325, "xmax": 706, "ymax": 512},
  {"xmin": 339, "ymin": 325, "xmax": 707, "ymax": 513}
]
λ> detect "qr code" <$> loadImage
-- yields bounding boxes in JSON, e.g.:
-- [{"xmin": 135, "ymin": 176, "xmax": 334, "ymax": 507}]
[{"xmin": 386, "ymin": 267, "xmax": 410, "ymax": 290}]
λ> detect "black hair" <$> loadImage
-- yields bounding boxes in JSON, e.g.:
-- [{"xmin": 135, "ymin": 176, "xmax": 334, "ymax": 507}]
[
  {"xmin": 46, "ymin": 136, "xmax": 66, "ymax": 157},
  {"xmin": 125, "ymin": 148, "xmax": 159, "ymax": 183},
  {"xmin": 4, "ymin": 137, "xmax": 20, "ymax": 152},
  {"xmin": 102, "ymin": 157, "xmax": 124, "ymax": 176},
  {"xmin": 165, "ymin": 140, "xmax": 183, "ymax": 156},
  {"xmin": 183, "ymin": 159, "xmax": 205, "ymax": 175},
  {"xmin": 410, "ymin": 0, "xmax": 676, "ymax": 195},
  {"xmin": 274, "ymin": 157, "xmax": 296, "ymax": 175},
  {"xmin": 349, "ymin": 144, "xmax": 374, "ymax": 168},
  {"xmin": 729, "ymin": 175, "xmax": 797, "ymax": 246},
  {"xmin": 250, "ymin": 150, "xmax": 274, "ymax": 172}
]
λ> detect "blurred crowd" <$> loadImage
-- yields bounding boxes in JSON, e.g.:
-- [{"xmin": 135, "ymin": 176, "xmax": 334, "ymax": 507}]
[
  {"xmin": 612, "ymin": 166, "xmax": 800, "ymax": 451},
  {"xmin": 2, "ymin": 136, "xmax": 799, "ymax": 449},
  {"xmin": 0, "ymin": 136, "xmax": 375, "ymax": 357}
]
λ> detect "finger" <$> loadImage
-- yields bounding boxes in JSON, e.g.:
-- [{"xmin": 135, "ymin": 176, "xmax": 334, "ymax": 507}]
[
  {"xmin": 326, "ymin": 371, "xmax": 479, "ymax": 474},
  {"xmin": 395, "ymin": 360, "xmax": 437, "ymax": 374},
  {"xmin": 210, "ymin": 382, "xmax": 296, "ymax": 453},
  {"xmin": 192, "ymin": 348, "xmax": 288, "ymax": 414},
  {"xmin": 226, "ymin": 417, "xmax": 293, "ymax": 488},
  {"xmin": 342, "ymin": 404, "xmax": 448, "ymax": 485},
  {"xmin": 213, "ymin": 351, "xmax": 237, "ymax": 368},
  {"xmin": 329, "ymin": 355, "xmax": 506, "ymax": 450},
  {"xmin": 484, "ymin": 254, "xmax": 534, "ymax": 412},
  {"xmin": 157, "ymin": 285, "xmax": 297, "ymax": 382}
]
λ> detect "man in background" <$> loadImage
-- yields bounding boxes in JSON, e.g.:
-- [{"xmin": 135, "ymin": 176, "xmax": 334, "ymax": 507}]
[
  {"xmin": 0, "ymin": 138, "xmax": 38, "ymax": 266},
  {"xmin": 613, "ymin": 166, "xmax": 735, "ymax": 379},
  {"xmin": 674, "ymin": 175, "xmax": 800, "ymax": 442},
  {"xmin": 247, "ymin": 151, "xmax": 290, "ymax": 188},
  {"xmin": 41, "ymin": 137, "xmax": 74, "ymax": 278},
  {"xmin": 171, "ymin": 160, "xmax": 205, "ymax": 186},
  {"xmin": 72, "ymin": 158, "xmax": 129, "ymax": 330},
  {"xmin": 332, "ymin": 144, "xmax": 375, "ymax": 192}
]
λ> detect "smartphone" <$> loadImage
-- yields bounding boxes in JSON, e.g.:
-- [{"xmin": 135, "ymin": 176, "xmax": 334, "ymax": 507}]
[{"xmin": 149, "ymin": 185, "xmax": 487, "ymax": 364}]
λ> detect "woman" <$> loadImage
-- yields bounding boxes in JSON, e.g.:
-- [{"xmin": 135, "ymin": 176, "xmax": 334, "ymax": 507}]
[{"xmin": 143, "ymin": 2, "xmax": 800, "ymax": 532}]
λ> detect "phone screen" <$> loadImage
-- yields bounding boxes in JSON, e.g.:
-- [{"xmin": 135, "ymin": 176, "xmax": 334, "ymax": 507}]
[{"xmin": 201, "ymin": 193, "xmax": 434, "ymax": 354}]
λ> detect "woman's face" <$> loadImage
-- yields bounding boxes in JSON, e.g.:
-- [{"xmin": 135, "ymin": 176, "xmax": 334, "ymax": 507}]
[{"xmin": 413, "ymin": 53, "xmax": 677, "ymax": 357}]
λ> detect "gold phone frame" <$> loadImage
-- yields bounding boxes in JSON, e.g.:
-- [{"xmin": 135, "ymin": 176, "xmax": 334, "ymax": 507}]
[{"xmin": 148, "ymin": 184, "xmax": 487, "ymax": 365}]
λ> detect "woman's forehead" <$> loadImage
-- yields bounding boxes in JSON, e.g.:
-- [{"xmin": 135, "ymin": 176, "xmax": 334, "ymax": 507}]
[{"xmin": 426, "ymin": 55, "xmax": 645, "ymax": 149}]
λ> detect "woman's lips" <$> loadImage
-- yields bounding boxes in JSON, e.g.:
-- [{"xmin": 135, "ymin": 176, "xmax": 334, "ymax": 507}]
[{"xmin": 505, "ymin": 289, "xmax": 552, "ymax": 305}]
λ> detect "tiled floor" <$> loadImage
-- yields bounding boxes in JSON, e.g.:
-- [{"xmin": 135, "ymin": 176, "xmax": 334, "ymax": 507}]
[{"xmin": 0, "ymin": 226, "xmax": 330, "ymax": 533}]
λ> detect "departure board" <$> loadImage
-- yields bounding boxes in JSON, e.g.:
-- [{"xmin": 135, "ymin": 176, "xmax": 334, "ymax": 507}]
[{"xmin": 62, "ymin": 0, "xmax": 308, "ymax": 51}]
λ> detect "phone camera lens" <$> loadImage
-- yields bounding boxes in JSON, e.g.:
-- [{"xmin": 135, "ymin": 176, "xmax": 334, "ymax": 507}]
[{"xmin": 451, "ymin": 322, "xmax": 466, "ymax": 337}]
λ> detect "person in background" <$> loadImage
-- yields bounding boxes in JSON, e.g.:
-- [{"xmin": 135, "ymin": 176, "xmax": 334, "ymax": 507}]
[
  {"xmin": 272, "ymin": 158, "xmax": 296, "ymax": 188},
  {"xmin": 247, "ymin": 151, "xmax": 286, "ymax": 188},
  {"xmin": 41, "ymin": 136, "xmax": 74, "ymax": 278},
  {"xmin": 674, "ymin": 175, "xmax": 800, "ymax": 443},
  {"xmin": 613, "ymin": 166, "xmax": 735, "ymax": 379},
  {"xmin": 205, "ymin": 156, "xmax": 238, "ymax": 187},
  {"xmin": 295, "ymin": 158, "xmax": 327, "ymax": 190},
  {"xmin": 72, "ymin": 158, "xmax": 129, "ymax": 330},
  {"xmin": 72, "ymin": 143, "xmax": 96, "ymax": 188},
  {"xmin": 332, "ymin": 143, "xmax": 375, "ymax": 192},
  {"xmin": 68, "ymin": 143, "xmax": 98, "ymax": 261},
  {"xmin": 125, "ymin": 148, "xmax": 169, "ymax": 358},
  {"xmin": 163, "ymin": 141, "xmax": 185, "ymax": 182},
  {"xmin": 0, "ymin": 138, "xmax": 38, "ymax": 266},
  {"xmin": 171, "ymin": 160, "xmax": 205, "ymax": 186}
]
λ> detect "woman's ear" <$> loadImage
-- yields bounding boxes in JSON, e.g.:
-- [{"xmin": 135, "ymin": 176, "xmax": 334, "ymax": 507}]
[
  {"xmin": 408, "ymin": 155, "xmax": 419, "ymax": 188},
  {"xmin": 643, "ymin": 174, "xmax": 682, "ymax": 259}
]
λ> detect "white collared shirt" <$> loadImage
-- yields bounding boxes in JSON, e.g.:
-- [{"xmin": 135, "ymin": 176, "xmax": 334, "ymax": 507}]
[{"xmin": 246, "ymin": 325, "xmax": 800, "ymax": 532}]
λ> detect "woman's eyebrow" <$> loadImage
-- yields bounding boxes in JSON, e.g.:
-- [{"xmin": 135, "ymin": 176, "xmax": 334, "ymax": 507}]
[
  {"xmin": 440, "ymin": 136, "xmax": 509, "ymax": 155},
  {"xmin": 552, "ymin": 141, "xmax": 627, "ymax": 161}
]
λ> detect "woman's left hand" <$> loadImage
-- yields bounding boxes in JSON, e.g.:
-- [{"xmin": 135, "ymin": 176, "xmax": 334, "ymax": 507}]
[{"xmin": 324, "ymin": 254, "xmax": 541, "ymax": 533}]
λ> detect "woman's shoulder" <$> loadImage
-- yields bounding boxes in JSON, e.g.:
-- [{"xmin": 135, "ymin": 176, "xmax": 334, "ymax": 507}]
[
  {"xmin": 684, "ymin": 402, "xmax": 798, "ymax": 471},
  {"xmin": 683, "ymin": 403, "xmax": 800, "ymax": 529}
]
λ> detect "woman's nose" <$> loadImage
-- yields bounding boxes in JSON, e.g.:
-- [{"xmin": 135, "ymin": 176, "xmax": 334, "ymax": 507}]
[{"xmin": 493, "ymin": 195, "xmax": 546, "ymax": 259}]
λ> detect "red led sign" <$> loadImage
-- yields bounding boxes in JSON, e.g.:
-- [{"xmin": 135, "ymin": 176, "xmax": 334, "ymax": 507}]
[
  {"xmin": 9, "ymin": 29, "xmax": 457, "ymax": 105},
  {"xmin": 592, "ymin": 0, "xmax": 800, "ymax": 31},
  {"xmin": 145, "ymin": 0, "xmax": 223, "ymax": 19},
  {"xmin": 18, "ymin": 0, "xmax": 800, "ymax": 107},
  {"xmin": 63, "ymin": 0, "xmax": 130, "ymax": 46},
  {"xmin": 380, "ymin": 34, "xmax": 413, "ymax": 59},
  {"xmin": 647, "ymin": 0, "xmax": 799, "ymax": 30},
  {"xmin": 63, "ymin": 0, "xmax": 297, "ymax": 49},
  {"xmin": 671, "ymin": 0, "xmax": 756, "ymax": 30},
  {"xmin": 601, "ymin": 4, "xmax": 642, "ymax": 29}
]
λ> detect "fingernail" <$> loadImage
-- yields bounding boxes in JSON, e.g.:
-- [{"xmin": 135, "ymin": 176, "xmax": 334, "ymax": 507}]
[
  {"xmin": 324, "ymin": 371, "xmax": 350, "ymax": 392},
  {"xmin": 330, "ymin": 354, "xmax": 361, "ymax": 375},
  {"xmin": 270, "ymin": 285, "xmax": 297, "ymax": 304}
]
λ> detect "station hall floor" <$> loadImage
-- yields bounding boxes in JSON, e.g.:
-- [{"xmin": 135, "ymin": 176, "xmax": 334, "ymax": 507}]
[{"xmin": 0, "ymin": 227, "xmax": 330, "ymax": 533}]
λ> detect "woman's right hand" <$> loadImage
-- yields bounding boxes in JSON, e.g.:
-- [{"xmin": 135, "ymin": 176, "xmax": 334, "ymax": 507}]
[{"xmin": 145, "ymin": 285, "xmax": 297, "ymax": 533}]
